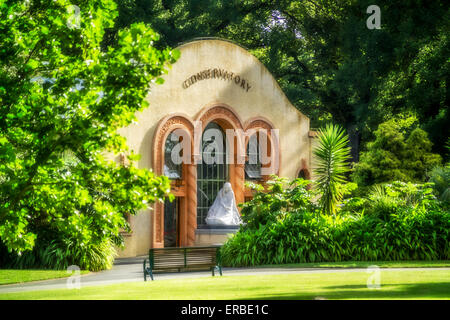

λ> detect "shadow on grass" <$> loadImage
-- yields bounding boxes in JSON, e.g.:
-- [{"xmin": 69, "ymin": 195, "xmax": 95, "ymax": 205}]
[{"xmin": 238, "ymin": 282, "xmax": 450, "ymax": 300}]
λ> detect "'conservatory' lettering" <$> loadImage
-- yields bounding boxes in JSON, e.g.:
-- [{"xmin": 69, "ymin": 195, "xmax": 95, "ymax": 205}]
[{"xmin": 182, "ymin": 68, "xmax": 252, "ymax": 92}]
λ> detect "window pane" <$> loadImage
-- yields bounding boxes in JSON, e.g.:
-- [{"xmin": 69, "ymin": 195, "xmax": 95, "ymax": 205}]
[
  {"xmin": 245, "ymin": 134, "xmax": 262, "ymax": 180},
  {"xmin": 197, "ymin": 122, "xmax": 228, "ymax": 226},
  {"xmin": 164, "ymin": 198, "xmax": 178, "ymax": 247},
  {"xmin": 164, "ymin": 131, "xmax": 182, "ymax": 179}
]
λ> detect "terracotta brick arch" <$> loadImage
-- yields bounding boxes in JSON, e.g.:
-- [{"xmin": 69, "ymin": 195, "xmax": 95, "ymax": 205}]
[
  {"xmin": 240, "ymin": 117, "xmax": 280, "ymax": 200},
  {"xmin": 196, "ymin": 103, "xmax": 244, "ymax": 128},
  {"xmin": 152, "ymin": 113, "xmax": 196, "ymax": 248},
  {"xmin": 195, "ymin": 103, "xmax": 244, "ymax": 161},
  {"xmin": 295, "ymin": 158, "xmax": 311, "ymax": 180},
  {"xmin": 195, "ymin": 103, "xmax": 246, "ymax": 210},
  {"xmin": 244, "ymin": 117, "xmax": 280, "ymax": 177},
  {"xmin": 152, "ymin": 113, "xmax": 195, "ymax": 174},
  {"xmin": 151, "ymin": 106, "xmax": 284, "ymax": 248},
  {"xmin": 296, "ymin": 158, "xmax": 312, "ymax": 190},
  {"xmin": 243, "ymin": 116, "xmax": 276, "ymax": 131}
]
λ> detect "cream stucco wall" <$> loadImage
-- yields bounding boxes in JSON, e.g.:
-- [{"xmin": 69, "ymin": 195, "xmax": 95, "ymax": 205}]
[{"xmin": 116, "ymin": 39, "xmax": 312, "ymax": 257}]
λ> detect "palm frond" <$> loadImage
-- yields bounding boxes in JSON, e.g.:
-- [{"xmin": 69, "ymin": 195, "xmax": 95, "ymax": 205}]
[{"xmin": 313, "ymin": 124, "xmax": 351, "ymax": 215}]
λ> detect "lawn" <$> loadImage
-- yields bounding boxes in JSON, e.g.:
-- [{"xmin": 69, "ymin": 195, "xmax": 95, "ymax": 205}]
[
  {"xmin": 1, "ymin": 269, "xmax": 449, "ymax": 300},
  {"xmin": 0, "ymin": 270, "xmax": 90, "ymax": 285},
  {"xmin": 257, "ymin": 260, "xmax": 450, "ymax": 269}
]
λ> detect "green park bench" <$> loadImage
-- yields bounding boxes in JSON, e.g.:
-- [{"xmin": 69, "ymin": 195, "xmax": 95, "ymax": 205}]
[{"xmin": 143, "ymin": 246, "xmax": 223, "ymax": 281}]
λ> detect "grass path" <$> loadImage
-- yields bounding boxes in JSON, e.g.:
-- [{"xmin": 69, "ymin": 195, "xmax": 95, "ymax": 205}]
[{"xmin": 1, "ymin": 269, "xmax": 449, "ymax": 300}]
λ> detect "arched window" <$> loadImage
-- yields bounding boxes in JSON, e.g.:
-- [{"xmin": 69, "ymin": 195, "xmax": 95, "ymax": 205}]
[
  {"xmin": 245, "ymin": 133, "xmax": 262, "ymax": 180},
  {"xmin": 164, "ymin": 131, "xmax": 182, "ymax": 179}
]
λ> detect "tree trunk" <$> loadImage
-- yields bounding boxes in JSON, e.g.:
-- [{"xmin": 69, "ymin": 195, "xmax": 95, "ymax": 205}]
[{"xmin": 347, "ymin": 124, "xmax": 360, "ymax": 164}]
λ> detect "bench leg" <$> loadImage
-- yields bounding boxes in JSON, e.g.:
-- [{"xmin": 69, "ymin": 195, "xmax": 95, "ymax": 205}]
[
  {"xmin": 143, "ymin": 259, "xmax": 148, "ymax": 281},
  {"xmin": 143, "ymin": 259, "xmax": 155, "ymax": 281},
  {"xmin": 144, "ymin": 268, "xmax": 154, "ymax": 281},
  {"xmin": 149, "ymin": 269, "xmax": 154, "ymax": 281},
  {"xmin": 212, "ymin": 266, "xmax": 222, "ymax": 277}
]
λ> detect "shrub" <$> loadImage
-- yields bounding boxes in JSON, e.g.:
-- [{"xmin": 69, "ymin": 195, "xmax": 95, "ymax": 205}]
[
  {"xmin": 428, "ymin": 165, "xmax": 450, "ymax": 204},
  {"xmin": 222, "ymin": 180, "xmax": 449, "ymax": 267},
  {"xmin": 240, "ymin": 176, "xmax": 315, "ymax": 230},
  {"xmin": 352, "ymin": 116, "xmax": 442, "ymax": 187},
  {"xmin": 222, "ymin": 208, "xmax": 449, "ymax": 267},
  {"xmin": 0, "ymin": 236, "xmax": 117, "ymax": 271},
  {"xmin": 359, "ymin": 181, "xmax": 437, "ymax": 220}
]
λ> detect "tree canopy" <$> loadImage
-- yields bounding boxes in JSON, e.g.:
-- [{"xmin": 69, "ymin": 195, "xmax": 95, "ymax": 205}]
[
  {"xmin": 106, "ymin": 0, "xmax": 449, "ymax": 159},
  {"xmin": 0, "ymin": 0, "xmax": 177, "ymax": 264}
]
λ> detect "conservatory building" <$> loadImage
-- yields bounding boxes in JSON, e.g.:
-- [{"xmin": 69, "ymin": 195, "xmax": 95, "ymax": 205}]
[{"xmin": 116, "ymin": 39, "xmax": 317, "ymax": 257}]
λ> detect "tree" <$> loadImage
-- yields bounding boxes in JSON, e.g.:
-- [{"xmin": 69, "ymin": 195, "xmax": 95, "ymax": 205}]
[
  {"xmin": 0, "ymin": 0, "xmax": 178, "ymax": 269},
  {"xmin": 373, "ymin": 20, "xmax": 450, "ymax": 157},
  {"xmin": 313, "ymin": 124, "xmax": 351, "ymax": 215},
  {"xmin": 352, "ymin": 116, "xmax": 442, "ymax": 187},
  {"xmin": 105, "ymin": 0, "xmax": 450, "ymax": 160}
]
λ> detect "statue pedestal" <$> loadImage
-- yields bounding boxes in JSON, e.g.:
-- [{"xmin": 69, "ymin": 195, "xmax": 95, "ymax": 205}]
[
  {"xmin": 198, "ymin": 225, "xmax": 240, "ymax": 230},
  {"xmin": 194, "ymin": 227, "xmax": 239, "ymax": 246}
]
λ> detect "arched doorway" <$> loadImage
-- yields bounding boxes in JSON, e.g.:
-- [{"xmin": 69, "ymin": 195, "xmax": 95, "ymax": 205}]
[
  {"xmin": 152, "ymin": 114, "xmax": 197, "ymax": 248},
  {"xmin": 163, "ymin": 131, "xmax": 182, "ymax": 247}
]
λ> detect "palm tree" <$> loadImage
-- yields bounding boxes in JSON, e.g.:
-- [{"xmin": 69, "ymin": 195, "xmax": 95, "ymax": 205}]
[{"xmin": 313, "ymin": 124, "xmax": 351, "ymax": 215}]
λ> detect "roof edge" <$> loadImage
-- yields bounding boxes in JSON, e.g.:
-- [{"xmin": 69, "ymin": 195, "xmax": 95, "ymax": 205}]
[
  {"xmin": 175, "ymin": 37, "xmax": 250, "ymax": 52},
  {"xmin": 174, "ymin": 38, "xmax": 309, "ymax": 122}
]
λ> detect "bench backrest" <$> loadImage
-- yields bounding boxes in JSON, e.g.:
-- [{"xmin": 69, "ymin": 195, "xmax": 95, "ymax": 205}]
[{"xmin": 149, "ymin": 246, "xmax": 221, "ymax": 270}]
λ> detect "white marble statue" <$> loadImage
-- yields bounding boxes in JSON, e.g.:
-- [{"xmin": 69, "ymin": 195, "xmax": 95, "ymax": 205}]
[{"xmin": 205, "ymin": 182, "xmax": 242, "ymax": 226}]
